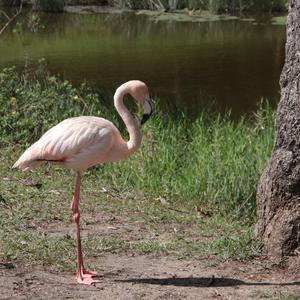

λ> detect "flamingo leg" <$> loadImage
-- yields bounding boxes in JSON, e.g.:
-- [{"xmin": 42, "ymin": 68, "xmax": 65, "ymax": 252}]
[{"xmin": 71, "ymin": 172, "xmax": 99, "ymax": 285}]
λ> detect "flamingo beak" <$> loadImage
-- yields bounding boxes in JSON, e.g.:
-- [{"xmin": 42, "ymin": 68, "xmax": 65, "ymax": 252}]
[{"xmin": 141, "ymin": 98, "xmax": 153, "ymax": 125}]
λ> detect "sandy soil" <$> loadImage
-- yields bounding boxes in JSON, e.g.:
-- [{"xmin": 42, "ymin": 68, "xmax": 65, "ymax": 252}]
[{"xmin": 1, "ymin": 254, "xmax": 299, "ymax": 300}]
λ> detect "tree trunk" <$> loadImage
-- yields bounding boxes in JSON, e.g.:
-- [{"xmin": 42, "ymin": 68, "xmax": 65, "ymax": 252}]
[{"xmin": 255, "ymin": 0, "xmax": 300, "ymax": 258}]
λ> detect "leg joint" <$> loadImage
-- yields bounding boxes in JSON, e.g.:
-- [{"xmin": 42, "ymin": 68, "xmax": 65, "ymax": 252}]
[{"xmin": 73, "ymin": 211, "xmax": 80, "ymax": 223}]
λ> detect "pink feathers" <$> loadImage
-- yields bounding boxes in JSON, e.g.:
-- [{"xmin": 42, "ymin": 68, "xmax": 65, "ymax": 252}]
[{"xmin": 13, "ymin": 116, "xmax": 120, "ymax": 171}]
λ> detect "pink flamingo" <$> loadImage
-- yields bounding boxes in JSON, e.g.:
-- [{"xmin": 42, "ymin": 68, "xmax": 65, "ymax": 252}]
[{"xmin": 13, "ymin": 80, "xmax": 153, "ymax": 285}]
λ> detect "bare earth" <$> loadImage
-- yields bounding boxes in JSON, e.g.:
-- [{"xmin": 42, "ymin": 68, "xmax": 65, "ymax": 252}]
[{"xmin": 1, "ymin": 254, "xmax": 299, "ymax": 299}]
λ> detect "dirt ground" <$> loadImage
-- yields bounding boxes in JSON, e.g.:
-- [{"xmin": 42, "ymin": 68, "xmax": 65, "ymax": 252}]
[
  {"xmin": 1, "ymin": 176, "xmax": 299, "ymax": 299},
  {"xmin": 1, "ymin": 254, "xmax": 299, "ymax": 300}
]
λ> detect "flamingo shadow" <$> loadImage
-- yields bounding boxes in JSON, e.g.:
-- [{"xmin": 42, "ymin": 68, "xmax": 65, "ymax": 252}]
[{"xmin": 115, "ymin": 276, "xmax": 300, "ymax": 288}]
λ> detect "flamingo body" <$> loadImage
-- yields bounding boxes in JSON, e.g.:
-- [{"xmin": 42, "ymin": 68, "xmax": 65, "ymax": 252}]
[{"xmin": 14, "ymin": 116, "xmax": 128, "ymax": 171}]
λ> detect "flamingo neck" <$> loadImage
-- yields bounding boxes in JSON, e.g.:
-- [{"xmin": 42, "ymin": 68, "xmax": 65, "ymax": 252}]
[{"xmin": 114, "ymin": 87, "xmax": 142, "ymax": 153}]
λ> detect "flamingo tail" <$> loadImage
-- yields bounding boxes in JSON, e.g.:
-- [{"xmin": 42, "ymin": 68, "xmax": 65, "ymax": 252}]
[{"xmin": 13, "ymin": 144, "xmax": 44, "ymax": 171}]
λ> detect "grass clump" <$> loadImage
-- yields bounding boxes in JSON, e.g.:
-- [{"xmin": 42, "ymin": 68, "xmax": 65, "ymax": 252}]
[
  {"xmin": 271, "ymin": 15, "xmax": 287, "ymax": 26},
  {"xmin": 205, "ymin": 228, "xmax": 262, "ymax": 259},
  {"xmin": 1, "ymin": 232, "xmax": 76, "ymax": 271}
]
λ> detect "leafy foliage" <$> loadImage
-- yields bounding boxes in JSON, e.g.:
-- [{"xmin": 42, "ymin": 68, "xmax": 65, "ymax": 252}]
[{"xmin": 0, "ymin": 66, "xmax": 118, "ymax": 147}]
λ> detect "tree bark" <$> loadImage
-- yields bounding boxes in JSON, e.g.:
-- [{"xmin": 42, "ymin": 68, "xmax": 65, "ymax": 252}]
[{"xmin": 255, "ymin": 0, "xmax": 300, "ymax": 258}]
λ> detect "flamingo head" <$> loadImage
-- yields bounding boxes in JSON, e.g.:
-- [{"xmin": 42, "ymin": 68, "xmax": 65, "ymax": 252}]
[{"xmin": 125, "ymin": 80, "xmax": 154, "ymax": 125}]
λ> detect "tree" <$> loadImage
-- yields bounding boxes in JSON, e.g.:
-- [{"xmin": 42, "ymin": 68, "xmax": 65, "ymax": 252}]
[{"xmin": 255, "ymin": 0, "xmax": 300, "ymax": 258}]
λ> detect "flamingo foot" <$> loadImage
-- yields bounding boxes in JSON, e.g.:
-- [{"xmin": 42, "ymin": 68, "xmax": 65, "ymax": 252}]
[{"xmin": 76, "ymin": 270, "xmax": 101, "ymax": 285}]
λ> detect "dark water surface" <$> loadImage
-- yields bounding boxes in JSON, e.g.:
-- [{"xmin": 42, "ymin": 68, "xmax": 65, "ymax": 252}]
[{"xmin": 0, "ymin": 11, "xmax": 286, "ymax": 117}]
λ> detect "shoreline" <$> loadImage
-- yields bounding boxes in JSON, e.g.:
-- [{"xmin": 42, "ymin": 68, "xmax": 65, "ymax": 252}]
[
  {"xmin": 0, "ymin": 3, "xmax": 287, "ymax": 24},
  {"xmin": 63, "ymin": 5, "xmax": 246, "ymax": 23},
  {"xmin": 63, "ymin": 5, "xmax": 286, "ymax": 24}
]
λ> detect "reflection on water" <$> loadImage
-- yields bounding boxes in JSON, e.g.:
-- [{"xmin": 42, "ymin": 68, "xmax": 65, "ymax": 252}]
[{"xmin": 0, "ymin": 10, "xmax": 286, "ymax": 117}]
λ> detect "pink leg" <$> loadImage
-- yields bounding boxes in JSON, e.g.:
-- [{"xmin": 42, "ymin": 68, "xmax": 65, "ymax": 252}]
[{"xmin": 71, "ymin": 172, "xmax": 100, "ymax": 285}]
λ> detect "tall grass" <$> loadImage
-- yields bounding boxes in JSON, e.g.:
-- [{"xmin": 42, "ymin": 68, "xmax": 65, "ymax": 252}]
[
  {"xmin": 103, "ymin": 104, "xmax": 274, "ymax": 218},
  {"xmin": 0, "ymin": 66, "xmax": 274, "ymax": 219}
]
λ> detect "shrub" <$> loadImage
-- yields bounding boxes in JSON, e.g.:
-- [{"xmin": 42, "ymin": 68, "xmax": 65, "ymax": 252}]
[{"xmin": 0, "ymin": 66, "xmax": 119, "ymax": 147}]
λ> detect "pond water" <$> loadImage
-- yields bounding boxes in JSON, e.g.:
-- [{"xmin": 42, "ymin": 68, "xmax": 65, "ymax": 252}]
[{"xmin": 0, "ymin": 10, "xmax": 286, "ymax": 118}]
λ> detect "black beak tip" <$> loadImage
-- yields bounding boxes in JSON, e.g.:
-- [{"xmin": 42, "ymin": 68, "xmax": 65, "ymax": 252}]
[{"xmin": 141, "ymin": 113, "xmax": 151, "ymax": 125}]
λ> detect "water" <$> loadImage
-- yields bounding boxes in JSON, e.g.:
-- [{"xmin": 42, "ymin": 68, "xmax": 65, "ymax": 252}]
[{"xmin": 0, "ymin": 10, "xmax": 286, "ymax": 117}]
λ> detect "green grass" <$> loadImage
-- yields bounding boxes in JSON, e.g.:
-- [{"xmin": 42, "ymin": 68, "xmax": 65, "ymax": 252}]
[
  {"xmin": 0, "ymin": 66, "xmax": 273, "ymax": 269},
  {"xmin": 258, "ymin": 292, "xmax": 300, "ymax": 299},
  {"xmin": 205, "ymin": 228, "xmax": 262, "ymax": 259},
  {"xmin": 277, "ymin": 295, "xmax": 300, "ymax": 300},
  {"xmin": 271, "ymin": 16, "xmax": 287, "ymax": 26}
]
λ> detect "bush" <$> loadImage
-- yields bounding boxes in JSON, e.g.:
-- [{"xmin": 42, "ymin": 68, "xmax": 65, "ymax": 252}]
[{"xmin": 0, "ymin": 66, "xmax": 119, "ymax": 147}]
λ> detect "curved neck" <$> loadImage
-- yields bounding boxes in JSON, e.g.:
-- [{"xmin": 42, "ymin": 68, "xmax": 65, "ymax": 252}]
[{"xmin": 114, "ymin": 87, "xmax": 142, "ymax": 153}]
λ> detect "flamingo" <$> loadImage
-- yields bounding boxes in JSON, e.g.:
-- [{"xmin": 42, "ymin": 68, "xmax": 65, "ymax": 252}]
[{"xmin": 13, "ymin": 80, "xmax": 153, "ymax": 285}]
